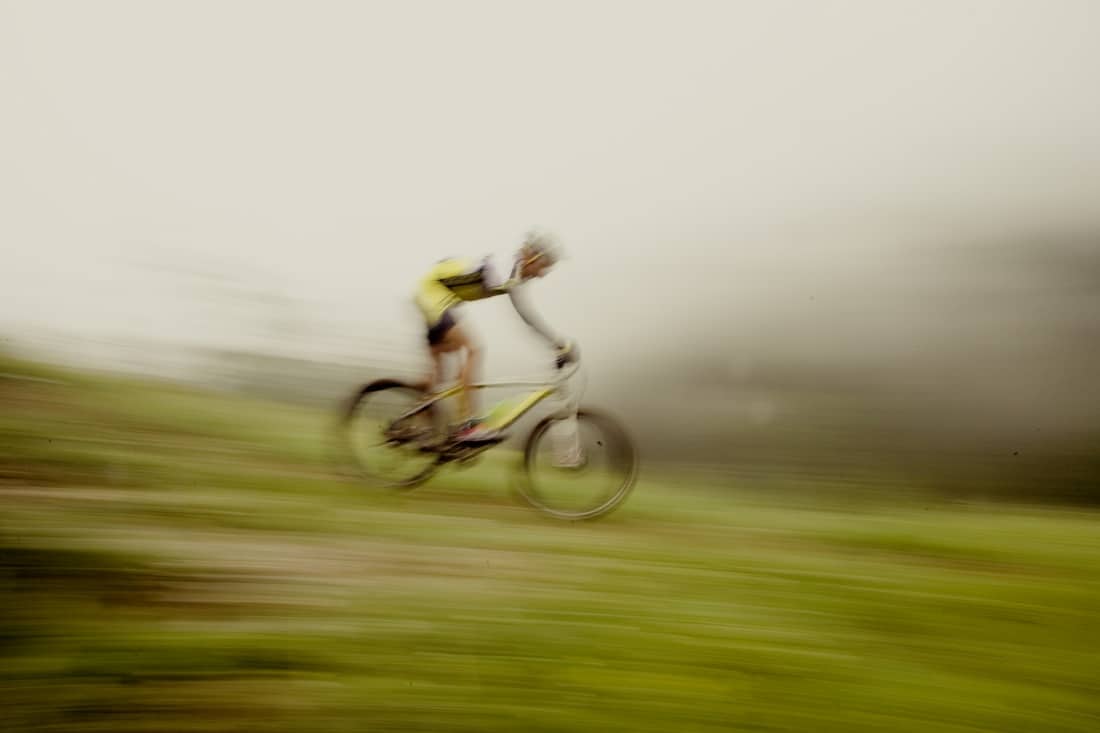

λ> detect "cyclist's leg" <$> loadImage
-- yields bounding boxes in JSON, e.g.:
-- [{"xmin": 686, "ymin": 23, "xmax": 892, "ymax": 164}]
[
  {"xmin": 419, "ymin": 348, "xmax": 444, "ymax": 394},
  {"xmin": 424, "ymin": 309, "xmax": 482, "ymax": 418},
  {"xmin": 423, "ymin": 310, "xmax": 457, "ymax": 392},
  {"xmin": 433, "ymin": 322, "xmax": 481, "ymax": 421}
]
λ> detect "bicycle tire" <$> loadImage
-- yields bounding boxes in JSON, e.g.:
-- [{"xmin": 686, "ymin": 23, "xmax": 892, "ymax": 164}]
[
  {"xmin": 340, "ymin": 379, "xmax": 440, "ymax": 489},
  {"xmin": 518, "ymin": 408, "xmax": 638, "ymax": 520}
]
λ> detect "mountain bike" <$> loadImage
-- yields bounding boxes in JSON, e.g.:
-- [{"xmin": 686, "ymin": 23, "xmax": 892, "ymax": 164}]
[{"xmin": 339, "ymin": 355, "xmax": 638, "ymax": 520}]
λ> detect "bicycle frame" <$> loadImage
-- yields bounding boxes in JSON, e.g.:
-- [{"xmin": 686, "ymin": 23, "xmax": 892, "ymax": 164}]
[
  {"xmin": 396, "ymin": 362, "xmax": 583, "ymax": 432},
  {"xmin": 344, "ymin": 358, "xmax": 636, "ymax": 516}
]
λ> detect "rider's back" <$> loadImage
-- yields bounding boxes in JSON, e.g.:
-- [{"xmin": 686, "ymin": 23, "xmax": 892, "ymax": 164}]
[{"xmin": 415, "ymin": 256, "xmax": 512, "ymax": 325}]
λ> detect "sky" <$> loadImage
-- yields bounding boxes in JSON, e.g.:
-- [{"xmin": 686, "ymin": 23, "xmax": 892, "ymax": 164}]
[{"xmin": 3, "ymin": 0, "xmax": 1100, "ymax": 383}]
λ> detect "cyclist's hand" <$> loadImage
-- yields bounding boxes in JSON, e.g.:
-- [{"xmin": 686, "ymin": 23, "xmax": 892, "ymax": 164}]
[{"xmin": 554, "ymin": 340, "xmax": 579, "ymax": 369}]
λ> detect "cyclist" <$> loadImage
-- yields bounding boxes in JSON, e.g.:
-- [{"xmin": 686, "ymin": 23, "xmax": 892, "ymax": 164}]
[{"xmin": 414, "ymin": 229, "xmax": 576, "ymax": 443}]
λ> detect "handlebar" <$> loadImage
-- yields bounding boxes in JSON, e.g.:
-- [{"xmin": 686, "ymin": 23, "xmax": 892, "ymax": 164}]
[
  {"xmin": 555, "ymin": 341, "xmax": 581, "ymax": 370},
  {"xmin": 553, "ymin": 359, "xmax": 582, "ymax": 385}
]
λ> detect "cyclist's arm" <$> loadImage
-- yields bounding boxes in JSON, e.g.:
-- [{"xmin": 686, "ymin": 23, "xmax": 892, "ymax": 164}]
[
  {"xmin": 482, "ymin": 258, "xmax": 569, "ymax": 351},
  {"xmin": 507, "ymin": 286, "xmax": 566, "ymax": 349}
]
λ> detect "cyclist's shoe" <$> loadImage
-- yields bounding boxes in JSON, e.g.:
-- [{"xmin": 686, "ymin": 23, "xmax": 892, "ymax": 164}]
[{"xmin": 453, "ymin": 419, "xmax": 504, "ymax": 444}]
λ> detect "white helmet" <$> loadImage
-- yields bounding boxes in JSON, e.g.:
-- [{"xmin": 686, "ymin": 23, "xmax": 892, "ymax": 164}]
[{"xmin": 521, "ymin": 228, "xmax": 564, "ymax": 264}]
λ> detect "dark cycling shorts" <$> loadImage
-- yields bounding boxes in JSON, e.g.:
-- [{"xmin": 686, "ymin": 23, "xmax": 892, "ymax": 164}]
[{"xmin": 426, "ymin": 309, "xmax": 457, "ymax": 346}]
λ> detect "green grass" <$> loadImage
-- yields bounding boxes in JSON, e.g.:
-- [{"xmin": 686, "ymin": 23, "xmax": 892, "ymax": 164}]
[{"xmin": 2, "ymin": 357, "xmax": 1100, "ymax": 732}]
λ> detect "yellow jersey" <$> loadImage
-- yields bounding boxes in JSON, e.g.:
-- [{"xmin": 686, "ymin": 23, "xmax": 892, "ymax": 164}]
[{"xmin": 414, "ymin": 257, "xmax": 518, "ymax": 325}]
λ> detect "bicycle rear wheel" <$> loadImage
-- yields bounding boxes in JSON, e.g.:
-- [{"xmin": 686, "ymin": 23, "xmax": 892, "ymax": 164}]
[
  {"xmin": 518, "ymin": 408, "xmax": 638, "ymax": 520},
  {"xmin": 341, "ymin": 380, "xmax": 441, "ymax": 488}
]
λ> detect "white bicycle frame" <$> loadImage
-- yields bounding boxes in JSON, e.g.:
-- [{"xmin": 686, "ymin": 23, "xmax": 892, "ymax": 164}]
[{"xmin": 398, "ymin": 362, "xmax": 584, "ymax": 430}]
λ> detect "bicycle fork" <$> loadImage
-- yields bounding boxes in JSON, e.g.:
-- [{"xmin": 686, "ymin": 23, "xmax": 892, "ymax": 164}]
[{"xmin": 547, "ymin": 377, "xmax": 584, "ymax": 467}]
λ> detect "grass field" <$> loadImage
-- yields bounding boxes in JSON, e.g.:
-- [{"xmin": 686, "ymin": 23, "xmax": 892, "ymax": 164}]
[{"xmin": 2, "ymin": 357, "xmax": 1099, "ymax": 732}]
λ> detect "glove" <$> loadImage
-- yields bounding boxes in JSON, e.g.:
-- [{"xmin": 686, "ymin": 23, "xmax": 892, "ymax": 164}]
[{"xmin": 554, "ymin": 340, "xmax": 579, "ymax": 369}]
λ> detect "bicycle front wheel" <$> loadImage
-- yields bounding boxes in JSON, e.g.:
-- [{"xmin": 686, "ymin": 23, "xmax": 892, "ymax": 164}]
[{"xmin": 518, "ymin": 409, "xmax": 638, "ymax": 520}]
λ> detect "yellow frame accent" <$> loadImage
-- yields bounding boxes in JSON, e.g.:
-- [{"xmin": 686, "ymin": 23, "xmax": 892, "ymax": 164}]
[
  {"xmin": 416, "ymin": 384, "xmax": 557, "ymax": 431},
  {"xmin": 483, "ymin": 388, "xmax": 555, "ymax": 430}
]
